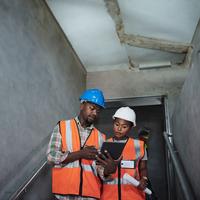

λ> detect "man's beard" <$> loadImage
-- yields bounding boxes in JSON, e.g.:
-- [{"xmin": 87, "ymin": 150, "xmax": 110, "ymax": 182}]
[{"xmin": 86, "ymin": 116, "xmax": 96, "ymax": 125}]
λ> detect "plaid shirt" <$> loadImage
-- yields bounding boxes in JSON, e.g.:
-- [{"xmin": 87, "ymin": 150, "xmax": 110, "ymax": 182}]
[{"xmin": 47, "ymin": 117, "xmax": 99, "ymax": 200}]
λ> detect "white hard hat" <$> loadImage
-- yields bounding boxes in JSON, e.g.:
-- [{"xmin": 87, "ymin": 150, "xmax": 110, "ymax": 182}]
[{"xmin": 113, "ymin": 107, "xmax": 136, "ymax": 127}]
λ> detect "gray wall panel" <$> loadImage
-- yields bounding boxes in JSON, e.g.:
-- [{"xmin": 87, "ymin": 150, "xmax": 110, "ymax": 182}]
[
  {"xmin": 0, "ymin": 0, "xmax": 86, "ymax": 198},
  {"xmin": 172, "ymin": 21, "xmax": 200, "ymax": 199}
]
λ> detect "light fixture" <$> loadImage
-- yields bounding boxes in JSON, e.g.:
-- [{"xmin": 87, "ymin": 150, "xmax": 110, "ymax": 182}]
[{"xmin": 139, "ymin": 61, "xmax": 171, "ymax": 70}]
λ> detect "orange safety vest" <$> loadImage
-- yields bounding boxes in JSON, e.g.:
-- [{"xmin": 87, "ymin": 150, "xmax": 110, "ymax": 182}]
[
  {"xmin": 101, "ymin": 137, "xmax": 145, "ymax": 200},
  {"xmin": 52, "ymin": 119, "xmax": 105, "ymax": 199}
]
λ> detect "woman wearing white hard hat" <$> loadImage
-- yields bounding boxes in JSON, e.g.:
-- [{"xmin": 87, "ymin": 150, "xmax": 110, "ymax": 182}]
[{"xmin": 100, "ymin": 107, "xmax": 148, "ymax": 200}]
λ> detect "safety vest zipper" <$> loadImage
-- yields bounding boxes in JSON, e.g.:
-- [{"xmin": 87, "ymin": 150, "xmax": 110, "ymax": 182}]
[
  {"xmin": 77, "ymin": 123, "xmax": 93, "ymax": 196},
  {"xmin": 118, "ymin": 164, "xmax": 121, "ymax": 200}
]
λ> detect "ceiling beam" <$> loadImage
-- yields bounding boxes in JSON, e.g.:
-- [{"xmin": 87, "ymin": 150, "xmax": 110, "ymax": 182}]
[
  {"xmin": 104, "ymin": 0, "xmax": 191, "ymax": 54},
  {"xmin": 104, "ymin": 0, "xmax": 124, "ymax": 35},
  {"xmin": 179, "ymin": 46, "xmax": 193, "ymax": 67},
  {"xmin": 121, "ymin": 34, "xmax": 190, "ymax": 53}
]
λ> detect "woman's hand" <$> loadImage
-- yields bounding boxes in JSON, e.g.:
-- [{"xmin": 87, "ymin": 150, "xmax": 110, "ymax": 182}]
[
  {"xmin": 96, "ymin": 150, "xmax": 122, "ymax": 176},
  {"xmin": 137, "ymin": 176, "xmax": 148, "ymax": 190}
]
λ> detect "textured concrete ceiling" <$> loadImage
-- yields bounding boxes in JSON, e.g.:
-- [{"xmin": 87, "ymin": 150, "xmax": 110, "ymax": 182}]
[{"xmin": 46, "ymin": 0, "xmax": 200, "ymax": 72}]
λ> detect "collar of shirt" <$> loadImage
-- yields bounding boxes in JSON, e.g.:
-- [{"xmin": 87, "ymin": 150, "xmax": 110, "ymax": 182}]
[
  {"xmin": 113, "ymin": 139, "xmax": 127, "ymax": 143},
  {"xmin": 75, "ymin": 116, "xmax": 94, "ymax": 131},
  {"xmin": 113, "ymin": 136, "xmax": 129, "ymax": 143},
  {"xmin": 75, "ymin": 116, "xmax": 94, "ymax": 147}
]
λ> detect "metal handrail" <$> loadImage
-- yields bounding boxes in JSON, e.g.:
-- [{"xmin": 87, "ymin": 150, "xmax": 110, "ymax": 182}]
[
  {"xmin": 9, "ymin": 160, "xmax": 48, "ymax": 200},
  {"xmin": 163, "ymin": 132, "xmax": 196, "ymax": 200},
  {"xmin": 164, "ymin": 96, "xmax": 175, "ymax": 200}
]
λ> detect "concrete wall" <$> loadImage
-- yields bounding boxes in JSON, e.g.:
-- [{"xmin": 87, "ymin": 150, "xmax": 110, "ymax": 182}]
[
  {"xmin": 172, "ymin": 21, "xmax": 200, "ymax": 199},
  {"xmin": 0, "ymin": 0, "xmax": 86, "ymax": 199},
  {"xmin": 87, "ymin": 66, "xmax": 188, "ymax": 116}
]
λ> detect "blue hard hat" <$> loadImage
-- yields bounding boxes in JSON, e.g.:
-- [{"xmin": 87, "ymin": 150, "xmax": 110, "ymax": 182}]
[{"xmin": 80, "ymin": 89, "xmax": 105, "ymax": 108}]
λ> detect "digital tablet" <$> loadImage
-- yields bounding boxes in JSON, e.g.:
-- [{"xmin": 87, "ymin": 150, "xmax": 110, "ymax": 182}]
[{"xmin": 100, "ymin": 142, "xmax": 126, "ymax": 160}]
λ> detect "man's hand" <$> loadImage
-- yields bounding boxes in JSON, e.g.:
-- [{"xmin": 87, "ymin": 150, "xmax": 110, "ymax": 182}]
[
  {"xmin": 80, "ymin": 145, "xmax": 98, "ymax": 160},
  {"xmin": 96, "ymin": 150, "xmax": 122, "ymax": 176},
  {"xmin": 62, "ymin": 146, "xmax": 98, "ymax": 164}
]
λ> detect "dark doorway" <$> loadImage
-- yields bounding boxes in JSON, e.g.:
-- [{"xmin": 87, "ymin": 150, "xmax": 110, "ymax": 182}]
[{"xmin": 95, "ymin": 96, "xmax": 168, "ymax": 200}]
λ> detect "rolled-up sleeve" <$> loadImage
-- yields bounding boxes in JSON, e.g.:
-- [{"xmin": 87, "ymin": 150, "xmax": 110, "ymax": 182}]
[
  {"xmin": 142, "ymin": 149, "xmax": 148, "ymax": 161},
  {"xmin": 46, "ymin": 124, "xmax": 69, "ymax": 165}
]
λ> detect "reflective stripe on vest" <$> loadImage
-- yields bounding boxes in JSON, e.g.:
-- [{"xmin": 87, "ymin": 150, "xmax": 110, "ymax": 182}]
[
  {"xmin": 66, "ymin": 161, "xmax": 96, "ymax": 177},
  {"xmin": 52, "ymin": 119, "xmax": 105, "ymax": 198},
  {"xmin": 98, "ymin": 130, "xmax": 105, "ymax": 148},
  {"xmin": 134, "ymin": 139, "xmax": 142, "ymax": 159},
  {"xmin": 103, "ymin": 177, "xmax": 131, "ymax": 185},
  {"xmin": 66, "ymin": 120, "xmax": 73, "ymax": 151}
]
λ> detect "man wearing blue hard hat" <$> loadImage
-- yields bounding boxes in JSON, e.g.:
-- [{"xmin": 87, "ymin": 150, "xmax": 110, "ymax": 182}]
[{"xmin": 47, "ymin": 89, "xmax": 114, "ymax": 200}]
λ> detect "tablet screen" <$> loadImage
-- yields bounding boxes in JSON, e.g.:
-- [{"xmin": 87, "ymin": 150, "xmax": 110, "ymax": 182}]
[{"xmin": 100, "ymin": 142, "xmax": 126, "ymax": 160}]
